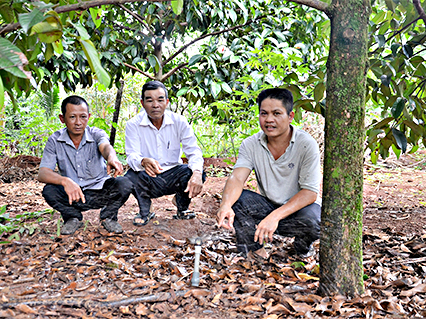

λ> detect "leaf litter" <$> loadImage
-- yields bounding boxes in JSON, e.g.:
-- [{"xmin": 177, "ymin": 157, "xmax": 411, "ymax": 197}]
[{"xmin": 1, "ymin": 156, "xmax": 426, "ymax": 318}]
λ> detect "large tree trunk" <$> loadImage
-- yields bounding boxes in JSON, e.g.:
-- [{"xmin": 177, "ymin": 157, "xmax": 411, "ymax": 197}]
[{"xmin": 319, "ymin": 0, "xmax": 371, "ymax": 296}]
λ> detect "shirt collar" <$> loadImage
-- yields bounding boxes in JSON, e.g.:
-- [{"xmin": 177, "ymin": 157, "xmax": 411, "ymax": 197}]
[
  {"xmin": 139, "ymin": 110, "xmax": 174, "ymax": 129},
  {"xmin": 258, "ymin": 125, "xmax": 295, "ymax": 147},
  {"xmin": 57, "ymin": 127, "xmax": 93, "ymax": 147}
]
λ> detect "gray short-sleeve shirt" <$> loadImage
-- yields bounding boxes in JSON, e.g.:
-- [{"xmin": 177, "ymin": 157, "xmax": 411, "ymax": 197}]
[
  {"xmin": 40, "ymin": 126, "xmax": 110, "ymax": 190},
  {"xmin": 234, "ymin": 126, "xmax": 321, "ymax": 206}
]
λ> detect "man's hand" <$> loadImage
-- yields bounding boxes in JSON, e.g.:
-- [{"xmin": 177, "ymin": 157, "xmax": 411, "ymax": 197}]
[
  {"xmin": 107, "ymin": 156, "xmax": 123, "ymax": 177},
  {"xmin": 62, "ymin": 177, "xmax": 85, "ymax": 205},
  {"xmin": 184, "ymin": 170, "xmax": 203, "ymax": 198},
  {"xmin": 217, "ymin": 207, "xmax": 235, "ymax": 230},
  {"xmin": 254, "ymin": 212, "xmax": 280, "ymax": 244},
  {"xmin": 142, "ymin": 158, "xmax": 163, "ymax": 177}
]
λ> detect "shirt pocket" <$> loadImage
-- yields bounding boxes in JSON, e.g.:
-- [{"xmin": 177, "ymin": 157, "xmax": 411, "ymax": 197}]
[
  {"xmin": 85, "ymin": 154, "xmax": 104, "ymax": 178},
  {"xmin": 165, "ymin": 147, "xmax": 181, "ymax": 164}
]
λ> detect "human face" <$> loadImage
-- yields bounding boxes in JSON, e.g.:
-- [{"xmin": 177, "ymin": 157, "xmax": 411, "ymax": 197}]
[
  {"xmin": 259, "ymin": 98, "xmax": 294, "ymax": 140},
  {"xmin": 59, "ymin": 103, "xmax": 90, "ymax": 138},
  {"xmin": 141, "ymin": 88, "xmax": 169, "ymax": 126}
]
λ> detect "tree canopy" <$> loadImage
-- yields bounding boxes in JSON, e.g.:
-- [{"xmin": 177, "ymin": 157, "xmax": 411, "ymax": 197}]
[{"xmin": 2, "ymin": 0, "xmax": 426, "ymax": 162}]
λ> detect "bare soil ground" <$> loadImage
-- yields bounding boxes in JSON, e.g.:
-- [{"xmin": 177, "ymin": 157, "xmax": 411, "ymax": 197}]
[{"xmin": 1, "ymin": 154, "xmax": 426, "ymax": 318}]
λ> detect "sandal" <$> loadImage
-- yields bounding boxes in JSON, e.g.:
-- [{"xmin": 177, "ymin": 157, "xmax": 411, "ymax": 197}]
[
  {"xmin": 133, "ymin": 211, "xmax": 155, "ymax": 226},
  {"xmin": 173, "ymin": 210, "xmax": 196, "ymax": 220}
]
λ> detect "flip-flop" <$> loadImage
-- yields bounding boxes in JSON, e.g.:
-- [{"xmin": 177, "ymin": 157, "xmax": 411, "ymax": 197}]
[
  {"xmin": 133, "ymin": 211, "xmax": 155, "ymax": 226},
  {"xmin": 173, "ymin": 210, "xmax": 196, "ymax": 220}
]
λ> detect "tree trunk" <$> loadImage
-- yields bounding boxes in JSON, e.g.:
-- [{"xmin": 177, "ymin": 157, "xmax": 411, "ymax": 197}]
[
  {"xmin": 110, "ymin": 79, "xmax": 124, "ymax": 147},
  {"xmin": 154, "ymin": 39, "xmax": 163, "ymax": 80},
  {"xmin": 319, "ymin": 0, "xmax": 371, "ymax": 296}
]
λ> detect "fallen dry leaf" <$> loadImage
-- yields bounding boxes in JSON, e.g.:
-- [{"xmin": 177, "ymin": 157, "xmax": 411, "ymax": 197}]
[{"xmin": 15, "ymin": 304, "xmax": 36, "ymax": 314}]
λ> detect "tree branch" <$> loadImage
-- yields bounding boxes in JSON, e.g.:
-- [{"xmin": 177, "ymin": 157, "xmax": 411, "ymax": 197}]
[
  {"xmin": 284, "ymin": 0, "xmax": 328, "ymax": 13},
  {"xmin": 163, "ymin": 15, "xmax": 267, "ymax": 66},
  {"xmin": 0, "ymin": 0, "xmax": 166, "ymax": 35},
  {"xmin": 413, "ymin": 0, "xmax": 426, "ymax": 25},
  {"xmin": 117, "ymin": 4, "xmax": 155, "ymax": 38},
  {"xmin": 388, "ymin": 17, "xmax": 420, "ymax": 43},
  {"xmin": 161, "ymin": 62, "xmax": 189, "ymax": 81},
  {"xmin": 123, "ymin": 62, "xmax": 155, "ymax": 80},
  {"xmin": 369, "ymin": 17, "xmax": 421, "ymax": 56}
]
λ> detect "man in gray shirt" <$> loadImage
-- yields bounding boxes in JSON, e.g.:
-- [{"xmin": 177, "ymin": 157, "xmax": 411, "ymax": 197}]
[
  {"xmin": 38, "ymin": 95, "xmax": 132, "ymax": 235},
  {"xmin": 217, "ymin": 88, "xmax": 321, "ymax": 260}
]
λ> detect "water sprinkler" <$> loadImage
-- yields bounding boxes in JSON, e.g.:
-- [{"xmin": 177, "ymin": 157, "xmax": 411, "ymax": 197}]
[{"xmin": 191, "ymin": 237, "xmax": 202, "ymax": 287}]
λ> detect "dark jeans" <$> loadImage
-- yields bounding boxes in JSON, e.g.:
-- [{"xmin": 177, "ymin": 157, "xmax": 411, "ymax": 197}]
[
  {"xmin": 125, "ymin": 165, "xmax": 206, "ymax": 217},
  {"xmin": 42, "ymin": 177, "xmax": 133, "ymax": 222},
  {"xmin": 233, "ymin": 190, "xmax": 321, "ymax": 255}
]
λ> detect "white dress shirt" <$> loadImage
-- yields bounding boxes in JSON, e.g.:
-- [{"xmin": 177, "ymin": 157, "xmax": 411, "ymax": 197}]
[{"xmin": 125, "ymin": 109, "xmax": 204, "ymax": 173}]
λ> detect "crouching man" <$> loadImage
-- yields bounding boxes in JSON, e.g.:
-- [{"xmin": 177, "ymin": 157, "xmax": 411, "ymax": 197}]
[
  {"xmin": 38, "ymin": 95, "xmax": 132, "ymax": 235},
  {"xmin": 217, "ymin": 88, "xmax": 322, "ymax": 259},
  {"xmin": 125, "ymin": 81, "xmax": 205, "ymax": 226}
]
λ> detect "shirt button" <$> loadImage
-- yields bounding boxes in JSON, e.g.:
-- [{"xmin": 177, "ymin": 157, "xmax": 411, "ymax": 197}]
[
  {"xmin": 77, "ymin": 165, "xmax": 80, "ymax": 167},
  {"xmin": 80, "ymin": 178, "xmax": 82, "ymax": 181}
]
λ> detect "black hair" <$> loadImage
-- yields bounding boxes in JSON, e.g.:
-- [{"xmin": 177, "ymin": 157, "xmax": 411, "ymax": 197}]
[
  {"xmin": 61, "ymin": 95, "xmax": 89, "ymax": 115},
  {"xmin": 141, "ymin": 81, "xmax": 168, "ymax": 100},
  {"xmin": 257, "ymin": 88, "xmax": 293, "ymax": 114}
]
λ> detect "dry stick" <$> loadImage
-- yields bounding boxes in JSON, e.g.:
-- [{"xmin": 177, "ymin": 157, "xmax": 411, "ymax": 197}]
[
  {"xmin": 1, "ymin": 290, "xmax": 189, "ymax": 309},
  {"xmin": 392, "ymin": 257, "xmax": 426, "ymax": 265}
]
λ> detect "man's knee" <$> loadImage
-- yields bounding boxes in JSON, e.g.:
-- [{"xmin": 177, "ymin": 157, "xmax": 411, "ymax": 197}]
[
  {"xmin": 115, "ymin": 176, "xmax": 134, "ymax": 195},
  {"xmin": 42, "ymin": 184, "xmax": 63, "ymax": 202},
  {"xmin": 232, "ymin": 190, "xmax": 261, "ymax": 213}
]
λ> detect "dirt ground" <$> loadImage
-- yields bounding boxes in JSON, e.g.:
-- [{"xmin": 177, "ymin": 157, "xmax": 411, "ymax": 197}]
[
  {"xmin": 1, "ymin": 154, "xmax": 425, "ymax": 239},
  {"xmin": 1, "ymin": 154, "xmax": 426, "ymax": 318}
]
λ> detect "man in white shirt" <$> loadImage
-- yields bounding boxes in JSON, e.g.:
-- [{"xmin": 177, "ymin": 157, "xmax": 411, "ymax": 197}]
[
  {"xmin": 125, "ymin": 81, "xmax": 205, "ymax": 226},
  {"xmin": 216, "ymin": 88, "xmax": 321, "ymax": 260}
]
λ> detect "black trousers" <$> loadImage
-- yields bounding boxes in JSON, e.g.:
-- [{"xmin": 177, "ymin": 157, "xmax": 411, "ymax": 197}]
[
  {"xmin": 125, "ymin": 165, "xmax": 206, "ymax": 217},
  {"xmin": 42, "ymin": 177, "xmax": 133, "ymax": 223},
  {"xmin": 232, "ymin": 189, "xmax": 321, "ymax": 255}
]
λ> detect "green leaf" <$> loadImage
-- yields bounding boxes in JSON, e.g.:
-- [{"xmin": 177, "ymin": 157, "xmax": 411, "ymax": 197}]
[
  {"xmin": 45, "ymin": 43, "xmax": 54, "ymax": 62},
  {"xmin": 30, "ymin": 14, "xmax": 62, "ymax": 43},
  {"xmin": 188, "ymin": 54, "xmax": 203, "ymax": 66},
  {"xmin": 79, "ymin": 39, "xmax": 111, "ymax": 87},
  {"xmin": 211, "ymin": 82, "xmax": 221, "ymax": 98},
  {"xmin": 171, "ymin": 0, "xmax": 183, "ymax": 15},
  {"xmin": 371, "ymin": 117, "xmax": 393, "ymax": 130},
  {"xmin": 391, "ymin": 97, "xmax": 405, "ymax": 119},
  {"xmin": 0, "ymin": 76, "xmax": 3, "ymax": 111},
  {"xmin": 402, "ymin": 44, "xmax": 413, "ymax": 58},
  {"xmin": 390, "ymin": 43, "xmax": 400, "ymax": 56},
  {"xmin": 148, "ymin": 55, "xmax": 158, "ymax": 69},
  {"xmin": 230, "ymin": 55, "xmax": 240, "ymax": 63},
  {"xmin": 177, "ymin": 87, "xmax": 188, "ymax": 97},
  {"xmin": 0, "ymin": 38, "xmax": 31, "ymax": 79},
  {"xmin": 380, "ymin": 74, "xmax": 391, "ymax": 87},
  {"xmin": 89, "ymin": 7, "xmax": 102, "ymax": 29},
  {"xmin": 314, "ymin": 82, "xmax": 325, "ymax": 103},
  {"xmin": 72, "ymin": 22, "xmax": 90, "ymax": 41},
  {"xmin": 221, "ymin": 82, "xmax": 233, "ymax": 94},
  {"xmin": 391, "ymin": 143, "xmax": 401, "ymax": 159},
  {"xmin": 52, "ymin": 39, "xmax": 63, "ymax": 55},
  {"xmin": 229, "ymin": 9, "xmax": 237, "ymax": 23},
  {"xmin": 392, "ymin": 128, "xmax": 407, "ymax": 153},
  {"xmin": 376, "ymin": 34, "xmax": 385, "ymax": 47},
  {"xmin": 18, "ymin": 9, "xmax": 45, "ymax": 34},
  {"xmin": 0, "ymin": 0, "xmax": 14, "ymax": 23}
]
